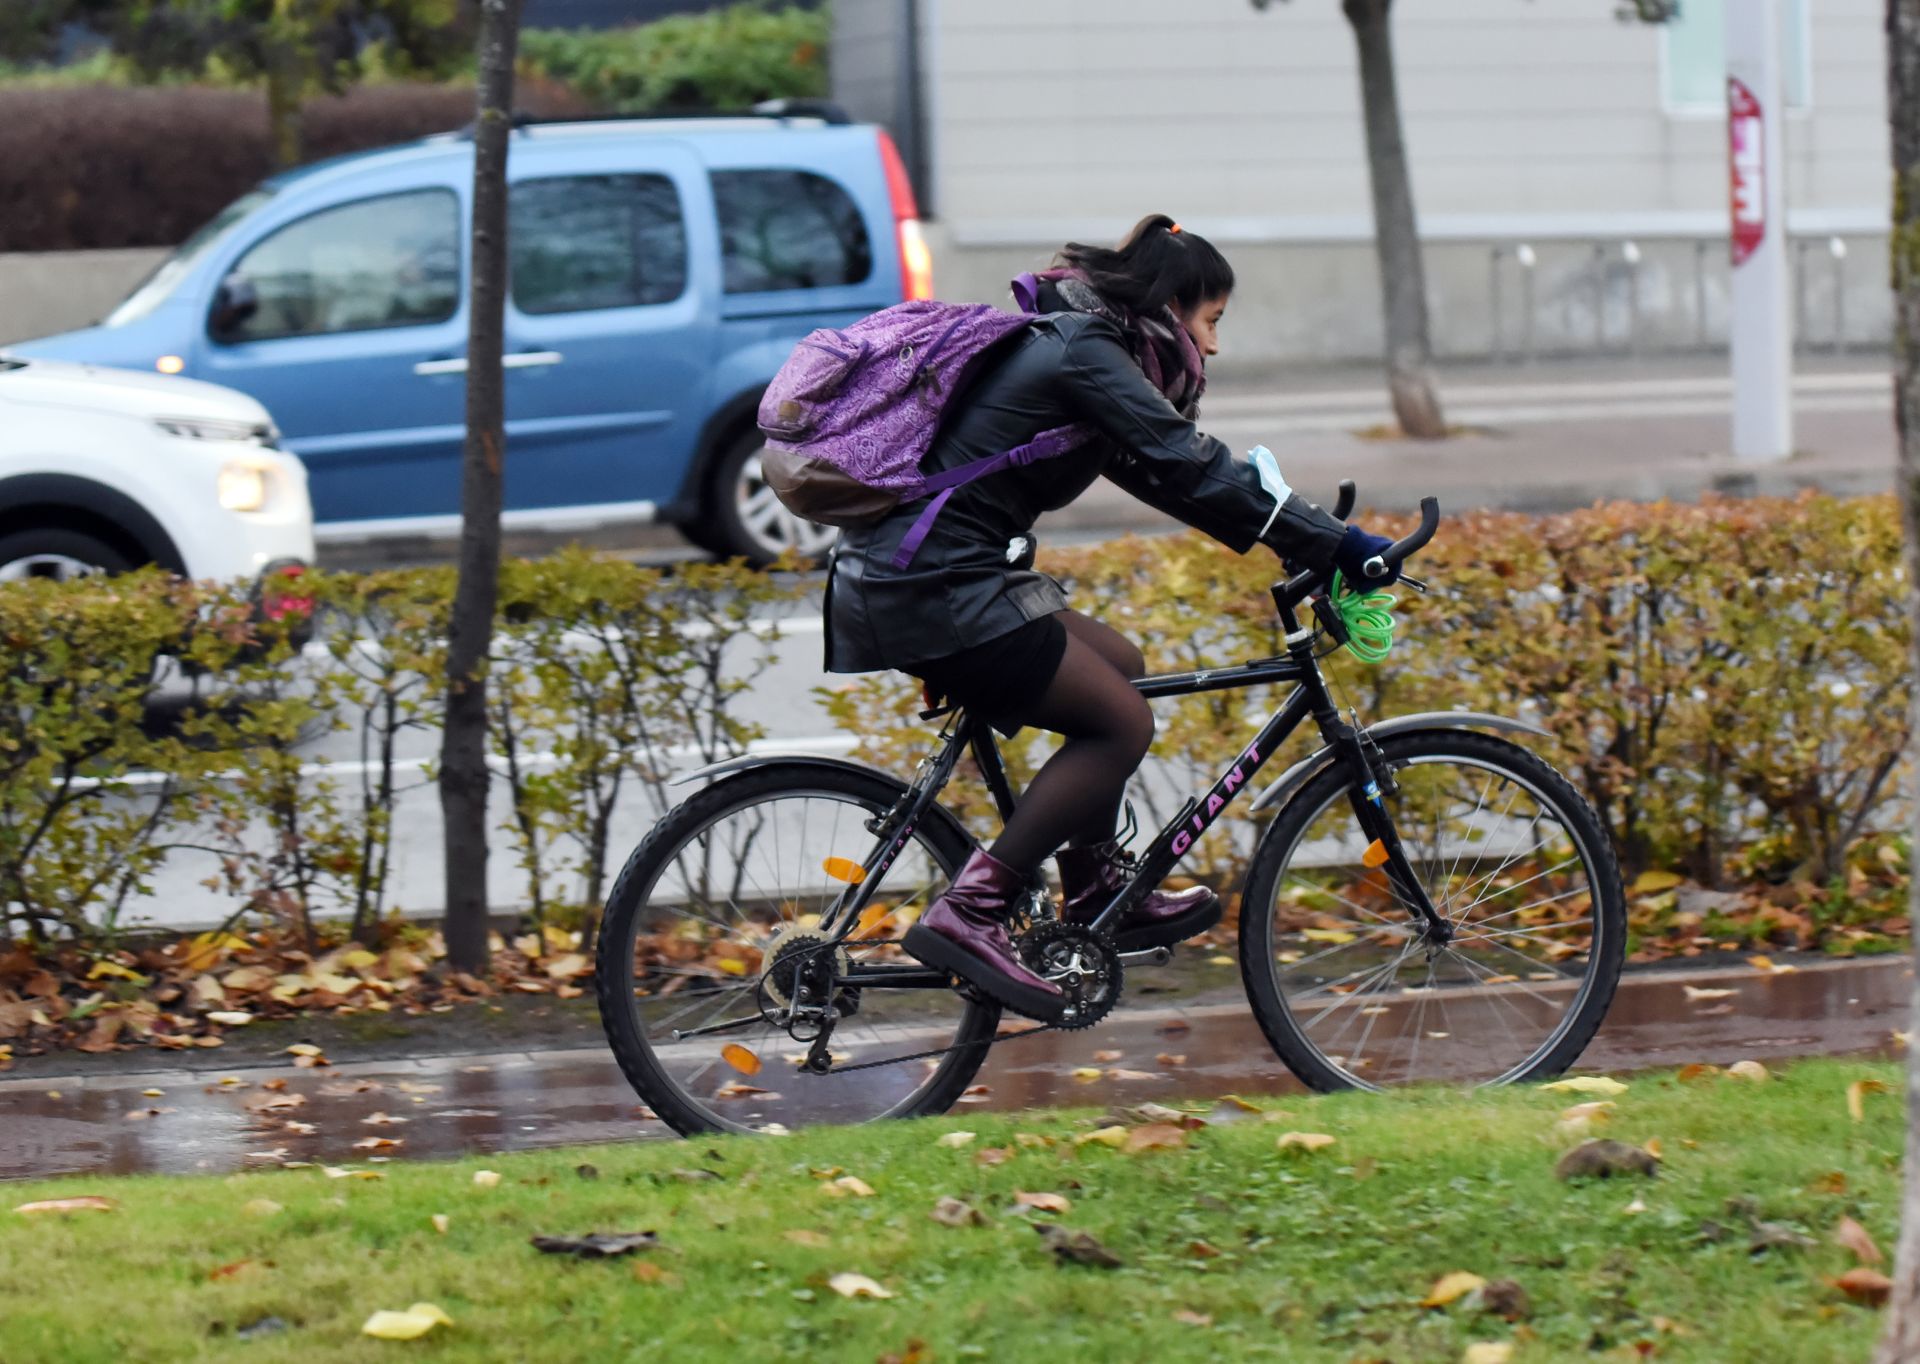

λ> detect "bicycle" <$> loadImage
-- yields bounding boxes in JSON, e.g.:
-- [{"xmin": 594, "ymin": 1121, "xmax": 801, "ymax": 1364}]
[{"xmin": 595, "ymin": 485, "xmax": 1625, "ymax": 1137}]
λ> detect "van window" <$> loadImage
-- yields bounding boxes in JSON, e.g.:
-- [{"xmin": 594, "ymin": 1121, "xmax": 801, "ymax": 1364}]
[
  {"xmin": 711, "ymin": 170, "xmax": 873, "ymax": 294},
  {"xmin": 510, "ymin": 174, "xmax": 688, "ymax": 314},
  {"xmin": 219, "ymin": 190, "xmax": 459, "ymax": 342}
]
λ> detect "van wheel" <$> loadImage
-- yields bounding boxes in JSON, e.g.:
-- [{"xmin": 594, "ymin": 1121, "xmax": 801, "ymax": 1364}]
[
  {"xmin": 0, "ymin": 528, "xmax": 135, "ymax": 582},
  {"xmin": 708, "ymin": 429, "xmax": 838, "ymax": 568}
]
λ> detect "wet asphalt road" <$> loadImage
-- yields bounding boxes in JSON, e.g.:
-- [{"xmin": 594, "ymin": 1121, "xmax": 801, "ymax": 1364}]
[{"xmin": 0, "ymin": 956, "xmax": 1907, "ymax": 1183}]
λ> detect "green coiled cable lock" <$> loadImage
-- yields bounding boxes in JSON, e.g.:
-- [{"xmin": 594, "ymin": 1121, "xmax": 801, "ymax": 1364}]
[{"xmin": 1327, "ymin": 570, "xmax": 1396, "ymax": 663}]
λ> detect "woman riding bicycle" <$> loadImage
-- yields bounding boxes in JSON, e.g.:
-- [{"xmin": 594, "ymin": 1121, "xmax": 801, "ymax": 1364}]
[{"xmin": 824, "ymin": 214, "xmax": 1402, "ymax": 1023}]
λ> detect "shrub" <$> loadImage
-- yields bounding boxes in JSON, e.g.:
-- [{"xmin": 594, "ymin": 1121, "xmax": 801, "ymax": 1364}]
[{"xmin": 519, "ymin": 3, "xmax": 828, "ymax": 114}]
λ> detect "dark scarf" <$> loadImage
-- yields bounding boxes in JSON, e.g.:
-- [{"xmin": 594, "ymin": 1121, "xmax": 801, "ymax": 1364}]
[{"xmin": 1018, "ymin": 269, "xmax": 1207, "ymax": 419}]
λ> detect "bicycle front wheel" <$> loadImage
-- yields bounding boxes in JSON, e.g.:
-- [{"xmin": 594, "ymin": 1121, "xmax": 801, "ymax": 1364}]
[
  {"xmin": 595, "ymin": 762, "xmax": 999, "ymax": 1136},
  {"xmin": 1240, "ymin": 730, "xmax": 1624, "ymax": 1090}
]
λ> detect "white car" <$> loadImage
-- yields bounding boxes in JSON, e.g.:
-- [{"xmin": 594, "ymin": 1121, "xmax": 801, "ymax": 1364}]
[{"xmin": 0, "ymin": 353, "xmax": 314, "ymax": 583}]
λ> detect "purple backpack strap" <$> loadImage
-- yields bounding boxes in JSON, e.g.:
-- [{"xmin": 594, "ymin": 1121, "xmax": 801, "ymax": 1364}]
[
  {"xmin": 890, "ymin": 424, "xmax": 1090, "ymax": 570},
  {"xmin": 1010, "ymin": 272, "xmax": 1043, "ymax": 315}
]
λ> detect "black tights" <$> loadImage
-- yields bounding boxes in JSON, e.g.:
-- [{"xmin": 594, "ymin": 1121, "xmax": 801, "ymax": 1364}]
[{"xmin": 982, "ymin": 611, "xmax": 1154, "ymax": 874}]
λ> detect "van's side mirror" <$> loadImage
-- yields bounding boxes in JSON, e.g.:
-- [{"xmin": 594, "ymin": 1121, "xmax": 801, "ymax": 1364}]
[{"xmin": 209, "ymin": 276, "xmax": 258, "ymax": 339}]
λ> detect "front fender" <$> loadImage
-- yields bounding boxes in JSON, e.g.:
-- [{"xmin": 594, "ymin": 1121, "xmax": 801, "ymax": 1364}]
[{"xmin": 1247, "ymin": 710, "xmax": 1552, "ymax": 816}]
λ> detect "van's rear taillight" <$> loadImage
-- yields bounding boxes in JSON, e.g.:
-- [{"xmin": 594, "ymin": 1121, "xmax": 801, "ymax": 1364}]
[{"xmin": 876, "ymin": 129, "xmax": 933, "ymax": 301}]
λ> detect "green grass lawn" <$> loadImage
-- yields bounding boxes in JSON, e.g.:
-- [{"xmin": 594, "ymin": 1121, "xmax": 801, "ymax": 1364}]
[{"xmin": 0, "ymin": 1058, "xmax": 1906, "ymax": 1363}]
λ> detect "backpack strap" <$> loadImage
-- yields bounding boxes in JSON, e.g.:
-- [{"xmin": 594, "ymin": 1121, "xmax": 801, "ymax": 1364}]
[{"xmin": 890, "ymin": 423, "xmax": 1090, "ymax": 570}]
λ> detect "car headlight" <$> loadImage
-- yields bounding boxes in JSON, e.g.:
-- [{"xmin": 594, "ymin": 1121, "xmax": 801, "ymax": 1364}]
[
  {"xmin": 157, "ymin": 416, "xmax": 279, "ymax": 446},
  {"xmin": 218, "ymin": 462, "xmax": 268, "ymax": 513}
]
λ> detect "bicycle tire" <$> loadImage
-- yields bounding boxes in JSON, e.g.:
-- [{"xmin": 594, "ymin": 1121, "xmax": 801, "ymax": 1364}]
[
  {"xmin": 595, "ymin": 761, "xmax": 1000, "ymax": 1136},
  {"xmin": 1239, "ymin": 729, "xmax": 1625, "ymax": 1091}
]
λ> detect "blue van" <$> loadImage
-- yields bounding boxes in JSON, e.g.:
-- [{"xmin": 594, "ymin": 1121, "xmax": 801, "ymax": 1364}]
[{"xmin": 12, "ymin": 108, "xmax": 930, "ymax": 564}]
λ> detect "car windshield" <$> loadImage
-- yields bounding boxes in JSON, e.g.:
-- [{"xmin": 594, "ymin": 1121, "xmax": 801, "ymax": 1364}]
[{"xmin": 103, "ymin": 188, "xmax": 278, "ymax": 328}]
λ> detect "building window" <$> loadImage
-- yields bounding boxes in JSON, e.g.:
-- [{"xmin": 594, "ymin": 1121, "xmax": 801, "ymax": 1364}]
[
  {"xmin": 510, "ymin": 174, "xmax": 688, "ymax": 314},
  {"xmin": 1662, "ymin": 0, "xmax": 1811, "ymax": 112},
  {"xmin": 712, "ymin": 169, "xmax": 873, "ymax": 294}
]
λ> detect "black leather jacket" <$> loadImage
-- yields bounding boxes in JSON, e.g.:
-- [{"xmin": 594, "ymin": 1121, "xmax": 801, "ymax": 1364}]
[{"xmin": 823, "ymin": 309, "xmax": 1348, "ymax": 673}]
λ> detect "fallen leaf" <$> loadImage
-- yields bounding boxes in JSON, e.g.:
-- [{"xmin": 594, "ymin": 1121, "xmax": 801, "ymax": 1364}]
[
  {"xmin": 1644, "ymin": 1137, "xmax": 1664, "ymax": 1161},
  {"xmin": 1810, "ymin": 1171, "xmax": 1850, "ymax": 1195},
  {"xmin": 1462, "ymin": 1344, "xmax": 1514, "ymax": 1364},
  {"xmin": 1070, "ymin": 1067, "xmax": 1102, "ymax": 1082},
  {"xmin": 824, "ymin": 1176, "xmax": 875, "ymax": 1198},
  {"xmin": 208, "ymin": 1259, "xmax": 257, "ymax": 1281},
  {"xmin": 1683, "ymin": 985, "xmax": 1735, "ymax": 1001},
  {"xmin": 1015, "ymin": 1191, "xmax": 1072, "ymax": 1214},
  {"xmin": 1560, "ymin": 1101, "xmax": 1615, "ymax": 1123},
  {"xmin": 1155, "ymin": 1054, "xmax": 1187, "ymax": 1067},
  {"xmin": 1541, "ymin": 1075, "xmax": 1628, "ymax": 1097},
  {"xmin": 935, "ymin": 1131, "xmax": 976, "ymax": 1149},
  {"xmin": 1172, "ymin": 1310, "xmax": 1213, "ymax": 1327},
  {"xmin": 205, "ymin": 1011, "xmax": 254, "ymax": 1027},
  {"xmin": 1554, "ymin": 1140, "xmax": 1658, "ymax": 1181},
  {"xmin": 529, "ymin": 1231, "xmax": 659, "ymax": 1258},
  {"xmin": 828, "ymin": 1272, "xmax": 893, "ymax": 1299},
  {"xmin": 14, "ymin": 1197, "xmax": 114, "ymax": 1215},
  {"xmin": 360, "ymin": 1112, "xmax": 407, "ymax": 1126},
  {"xmin": 1746, "ymin": 954, "xmax": 1796, "ymax": 974},
  {"xmin": 1187, "ymin": 1239, "xmax": 1222, "ymax": 1259},
  {"xmin": 714, "ymin": 1080, "xmax": 775, "ymax": 1100},
  {"xmin": 1104, "ymin": 1067, "xmax": 1160, "ymax": 1082},
  {"xmin": 1123, "ymin": 1123, "xmax": 1189, "ymax": 1154},
  {"xmin": 1014, "ymin": 1133, "xmax": 1056, "ymax": 1149},
  {"xmin": 242, "ymin": 1199, "xmax": 282, "ymax": 1218},
  {"xmin": 285, "ymin": 1043, "xmax": 323, "ymax": 1057},
  {"xmin": 1093, "ymin": 1049, "xmax": 1124, "ymax": 1063},
  {"xmin": 1726, "ymin": 1060, "xmax": 1769, "ymax": 1083},
  {"xmin": 632, "ymin": 1261, "xmax": 682, "ymax": 1287},
  {"xmin": 141, "ymin": 1088, "xmax": 164, "ymax": 1098},
  {"xmin": 1276, "ymin": 1131, "xmax": 1336, "ymax": 1153},
  {"xmin": 1748, "ymin": 1218, "xmax": 1817, "ymax": 1254},
  {"xmin": 1623, "ymin": 1196, "xmax": 1648, "ymax": 1215},
  {"xmin": 1075, "ymin": 1126, "xmax": 1128, "ymax": 1148},
  {"xmin": 930, "ymin": 1197, "xmax": 986, "ymax": 1228},
  {"xmin": 721, "ymin": 1044, "xmax": 761, "ymax": 1076},
  {"xmin": 1158, "ymin": 1019, "xmax": 1191, "ymax": 1036},
  {"xmin": 361, "ymin": 1304, "xmax": 453, "ymax": 1341},
  {"xmin": 353, "ymin": 1137, "xmax": 402, "ymax": 1151},
  {"xmin": 321, "ymin": 1166, "xmax": 382, "ymax": 1181},
  {"xmin": 1834, "ymin": 1267, "xmax": 1892, "ymax": 1307},
  {"xmin": 974, "ymin": 1146, "xmax": 1014, "ymax": 1167},
  {"xmin": 1676, "ymin": 1063, "xmax": 1721, "ymax": 1084},
  {"xmin": 1036, "ymin": 1223, "xmax": 1124, "ymax": 1267},
  {"xmin": 1834, "ymin": 1216, "xmax": 1884, "ymax": 1266},
  {"xmin": 1218, "ymin": 1094, "xmax": 1263, "ymax": 1113},
  {"xmin": 1848, "ymin": 1077, "xmax": 1891, "ymax": 1123},
  {"xmin": 431, "ymin": 1214, "xmax": 450, "ymax": 1235},
  {"xmin": 1480, "ymin": 1279, "xmax": 1531, "ymax": 1321},
  {"xmin": 1422, "ymin": 1271, "xmax": 1487, "ymax": 1308},
  {"xmin": 1632, "ymin": 870, "xmax": 1683, "ymax": 894},
  {"xmin": 877, "ymin": 1338, "xmax": 930, "ymax": 1364},
  {"xmin": 473, "ymin": 1170, "xmax": 501, "ymax": 1188},
  {"xmin": 784, "ymin": 1229, "xmax": 830, "ymax": 1247}
]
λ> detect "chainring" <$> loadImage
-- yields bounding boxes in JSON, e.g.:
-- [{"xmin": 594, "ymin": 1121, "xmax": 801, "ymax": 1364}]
[{"xmin": 1017, "ymin": 920, "xmax": 1122, "ymax": 1031}]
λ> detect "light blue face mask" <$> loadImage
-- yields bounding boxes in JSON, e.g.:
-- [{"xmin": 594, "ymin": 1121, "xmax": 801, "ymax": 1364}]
[{"xmin": 1248, "ymin": 444, "xmax": 1292, "ymax": 539}]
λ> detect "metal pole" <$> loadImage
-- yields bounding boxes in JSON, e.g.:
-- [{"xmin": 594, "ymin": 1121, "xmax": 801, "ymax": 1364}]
[
  {"xmin": 1726, "ymin": 0, "xmax": 1793, "ymax": 462},
  {"xmin": 1623, "ymin": 240, "xmax": 1641, "ymax": 356},
  {"xmin": 1830, "ymin": 235, "xmax": 1848, "ymax": 353},
  {"xmin": 1489, "ymin": 245, "xmax": 1505, "ymax": 363},
  {"xmin": 1695, "ymin": 239, "xmax": 1710, "ymax": 347},
  {"xmin": 1518, "ymin": 243, "xmax": 1536, "ymax": 364},
  {"xmin": 1591, "ymin": 243, "xmax": 1607, "ymax": 352}
]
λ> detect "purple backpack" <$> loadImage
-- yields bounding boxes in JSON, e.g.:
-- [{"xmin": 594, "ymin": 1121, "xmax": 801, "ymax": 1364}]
[{"xmin": 757, "ymin": 297, "xmax": 1091, "ymax": 568}]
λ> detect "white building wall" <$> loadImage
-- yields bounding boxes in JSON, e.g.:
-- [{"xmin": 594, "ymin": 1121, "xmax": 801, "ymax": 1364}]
[{"xmin": 914, "ymin": 0, "xmax": 1892, "ymax": 363}]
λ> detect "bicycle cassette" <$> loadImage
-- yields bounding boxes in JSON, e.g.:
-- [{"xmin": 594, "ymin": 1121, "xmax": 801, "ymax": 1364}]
[{"xmin": 1017, "ymin": 920, "xmax": 1122, "ymax": 1031}]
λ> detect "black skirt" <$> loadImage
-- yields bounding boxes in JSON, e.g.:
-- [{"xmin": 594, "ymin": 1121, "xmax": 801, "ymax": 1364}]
[{"xmin": 906, "ymin": 612, "xmax": 1068, "ymax": 735}]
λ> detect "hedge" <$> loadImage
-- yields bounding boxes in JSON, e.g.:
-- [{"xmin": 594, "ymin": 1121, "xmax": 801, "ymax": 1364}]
[
  {"xmin": 1, "ymin": 495, "xmax": 1910, "ymax": 963},
  {"xmin": 0, "ymin": 77, "xmax": 591, "ymax": 253}
]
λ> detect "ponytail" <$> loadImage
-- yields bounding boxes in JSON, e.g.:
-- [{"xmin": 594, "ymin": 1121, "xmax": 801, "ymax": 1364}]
[{"xmin": 1055, "ymin": 214, "xmax": 1235, "ymax": 318}]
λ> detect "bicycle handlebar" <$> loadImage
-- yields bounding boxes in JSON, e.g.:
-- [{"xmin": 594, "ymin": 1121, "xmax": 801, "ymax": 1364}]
[{"xmin": 1273, "ymin": 492, "xmax": 1441, "ymax": 613}]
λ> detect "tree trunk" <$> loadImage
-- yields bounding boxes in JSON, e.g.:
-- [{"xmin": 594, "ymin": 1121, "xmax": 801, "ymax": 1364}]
[
  {"xmin": 1877, "ymin": 0, "xmax": 1920, "ymax": 1350},
  {"xmin": 263, "ymin": 44, "xmax": 305, "ymax": 170},
  {"xmin": 1342, "ymin": 0, "xmax": 1446, "ymax": 440},
  {"xmin": 437, "ymin": 0, "xmax": 524, "ymax": 977}
]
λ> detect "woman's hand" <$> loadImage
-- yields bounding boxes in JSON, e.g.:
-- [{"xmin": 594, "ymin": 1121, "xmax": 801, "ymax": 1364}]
[{"xmin": 1333, "ymin": 524, "xmax": 1402, "ymax": 588}]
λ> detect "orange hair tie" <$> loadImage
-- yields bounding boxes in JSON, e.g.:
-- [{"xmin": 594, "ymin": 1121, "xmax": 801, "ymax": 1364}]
[{"xmin": 1168, "ymin": 222, "xmax": 1183, "ymax": 234}]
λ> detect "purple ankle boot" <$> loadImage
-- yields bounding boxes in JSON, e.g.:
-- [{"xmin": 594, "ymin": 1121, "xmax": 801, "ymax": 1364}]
[
  {"xmin": 1055, "ymin": 840, "xmax": 1222, "ymax": 951},
  {"xmin": 903, "ymin": 847, "xmax": 1066, "ymax": 1022}
]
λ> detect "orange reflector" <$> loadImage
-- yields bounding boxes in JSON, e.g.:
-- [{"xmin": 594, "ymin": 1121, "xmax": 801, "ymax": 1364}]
[
  {"xmin": 721, "ymin": 1044, "xmax": 761, "ymax": 1076},
  {"xmin": 823, "ymin": 857, "xmax": 867, "ymax": 884},
  {"xmin": 1361, "ymin": 839, "xmax": 1389, "ymax": 869}
]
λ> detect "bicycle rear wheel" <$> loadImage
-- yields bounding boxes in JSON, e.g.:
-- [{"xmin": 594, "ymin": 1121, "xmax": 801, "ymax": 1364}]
[
  {"xmin": 1240, "ymin": 730, "xmax": 1624, "ymax": 1090},
  {"xmin": 595, "ymin": 762, "xmax": 999, "ymax": 1136}
]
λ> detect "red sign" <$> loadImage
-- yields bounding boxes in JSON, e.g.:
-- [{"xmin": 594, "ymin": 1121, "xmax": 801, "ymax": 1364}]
[{"xmin": 1728, "ymin": 77, "xmax": 1765, "ymax": 267}]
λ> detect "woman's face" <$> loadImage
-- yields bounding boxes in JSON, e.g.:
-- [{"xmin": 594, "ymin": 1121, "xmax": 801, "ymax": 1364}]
[{"xmin": 1181, "ymin": 294, "xmax": 1228, "ymax": 358}]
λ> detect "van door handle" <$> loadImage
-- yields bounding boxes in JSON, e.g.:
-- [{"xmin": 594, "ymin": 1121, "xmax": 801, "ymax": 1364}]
[
  {"xmin": 413, "ymin": 357, "xmax": 468, "ymax": 376},
  {"xmin": 501, "ymin": 351, "xmax": 564, "ymax": 369}
]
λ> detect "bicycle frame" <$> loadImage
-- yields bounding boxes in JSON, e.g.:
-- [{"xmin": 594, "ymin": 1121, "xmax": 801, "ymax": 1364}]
[{"xmin": 825, "ymin": 585, "xmax": 1449, "ymax": 995}]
